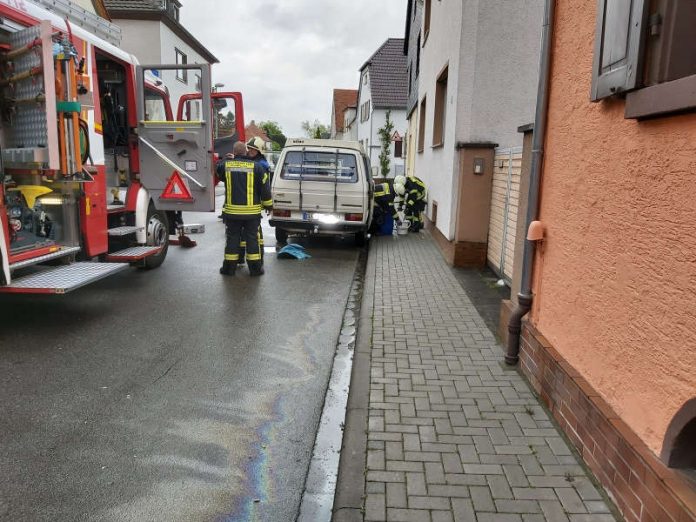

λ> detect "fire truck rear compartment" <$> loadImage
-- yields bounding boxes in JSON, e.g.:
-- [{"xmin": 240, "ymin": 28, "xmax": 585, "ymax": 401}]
[{"xmin": 0, "ymin": 21, "xmax": 84, "ymax": 265}]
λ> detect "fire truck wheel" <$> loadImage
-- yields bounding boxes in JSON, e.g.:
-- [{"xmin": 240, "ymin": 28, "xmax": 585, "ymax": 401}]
[{"xmin": 142, "ymin": 203, "xmax": 169, "ymax": 269}]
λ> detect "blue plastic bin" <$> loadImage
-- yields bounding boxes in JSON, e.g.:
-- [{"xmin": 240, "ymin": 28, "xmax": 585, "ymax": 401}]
[{"xmin": 378, "ymin": 214, "xmax": 394, "ymax": 236}]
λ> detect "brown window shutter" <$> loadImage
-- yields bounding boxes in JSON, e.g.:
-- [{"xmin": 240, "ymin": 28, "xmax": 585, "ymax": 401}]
[{"xmin": 591, "ymin": 0, "xmax": 649, "ymax": 101}]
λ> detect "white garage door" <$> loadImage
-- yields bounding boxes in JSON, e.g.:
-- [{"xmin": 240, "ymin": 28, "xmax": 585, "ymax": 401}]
[{"xmin": 487, "ymin": 147, "xmax": 522, "ymax": 283}]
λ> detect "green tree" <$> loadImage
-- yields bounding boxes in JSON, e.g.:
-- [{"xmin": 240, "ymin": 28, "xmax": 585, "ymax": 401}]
[
  {"xmin": 217, "ymin": 110, "xmax": 236, "ymax": 138},
  {"xmin": 378, "ymin": 110, "xmax": 395, "ymax": 178},
  {"xmin": 301, "ymin": 119, "xmax": 330, "ymax": 139},
  {"xmin": 259, "ymin": 120, "xmax": 287, "ymax": 151}
]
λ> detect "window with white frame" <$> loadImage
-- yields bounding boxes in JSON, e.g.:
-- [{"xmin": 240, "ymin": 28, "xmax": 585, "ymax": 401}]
[
  {"xmin": 360, "ymin": 100, "xmax": 371, "ymax": 122},
  {"xmin": 175, "ymin": 48, "xmax": 187, "ymax": 83}
]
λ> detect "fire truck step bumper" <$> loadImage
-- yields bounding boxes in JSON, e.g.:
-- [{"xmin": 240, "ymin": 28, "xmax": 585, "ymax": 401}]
[
  {"xmin": 108, "ymin": 226, "xmax": 142, "ymax": 236},
  {"xmin": 0, "ymin": 263, "xmax": 129, "ymax": 294},
  {"xmin": 10, "ymin": 246, "xmax": 82, "ymax": 272},
  {"xmin": 105, "ymin": 246, "xmax": 162, "ymax": 262}
]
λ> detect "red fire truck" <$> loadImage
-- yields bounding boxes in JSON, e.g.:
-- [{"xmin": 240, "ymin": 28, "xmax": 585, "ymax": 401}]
[{"xmin": 0, "ymin": 0, "xmax": 244, "ymax": 294}]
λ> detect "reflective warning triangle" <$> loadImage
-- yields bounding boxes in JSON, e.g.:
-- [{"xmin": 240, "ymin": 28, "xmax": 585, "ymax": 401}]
[{"xmin": 160, "ymin": 171, "xmax": 194, "ymax": 201}]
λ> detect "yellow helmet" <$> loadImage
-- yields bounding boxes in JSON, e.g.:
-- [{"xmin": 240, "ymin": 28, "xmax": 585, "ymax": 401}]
[{"xmin": 246, "ymin": 136, "xmax": 265, "ymax": 153}]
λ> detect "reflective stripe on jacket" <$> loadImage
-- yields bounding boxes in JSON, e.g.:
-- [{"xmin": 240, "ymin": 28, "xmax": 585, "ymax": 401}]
[
  {"xmin": 405, "ymin": 176, "xmax": 426, "ymax": 207},
  {"xmin": 218, "ymin": 157, "xmax": 273, "ymax": 217},
  {"xmin": 374, "ymin": 182, "xmax": 398, "ymax": 218}
]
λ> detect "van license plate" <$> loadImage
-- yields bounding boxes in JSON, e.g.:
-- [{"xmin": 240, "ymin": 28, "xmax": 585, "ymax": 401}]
[{"xmin": 302, "ymin": 212, "xmax": 310, "ymax": 221}]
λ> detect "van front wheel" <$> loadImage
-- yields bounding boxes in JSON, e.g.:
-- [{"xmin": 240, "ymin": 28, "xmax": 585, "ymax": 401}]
[{"xmin": 275, "ymin": 227, "xmax": 288, "ymax": 244}]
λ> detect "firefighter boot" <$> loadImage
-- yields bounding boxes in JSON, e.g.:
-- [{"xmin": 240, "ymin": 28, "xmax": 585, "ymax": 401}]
[
  {"xmin": 248, "ymin": 261, "xmax": 265, "ymax": 277},
  {"xmin": 219, "ymin": 260, "xmax": 236, "ymax": 276}
]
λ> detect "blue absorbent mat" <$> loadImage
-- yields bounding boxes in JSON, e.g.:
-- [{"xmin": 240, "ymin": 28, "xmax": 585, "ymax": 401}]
[{"xmin": 277, "ymin": 244, "xmax": 312, "ymax": 260}]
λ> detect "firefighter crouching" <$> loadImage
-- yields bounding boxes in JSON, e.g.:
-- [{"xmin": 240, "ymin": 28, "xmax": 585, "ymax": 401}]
[
  {"xmin": 371, "ymin": 182, "xmax": 401, "ymax": 233},
  {"xmin": 394, "ymin": 175, "xmax": 426, "ymax": 232},
  {"xmin": 217, "ymin": 141, "xmax": 273, "ymax": 277}
]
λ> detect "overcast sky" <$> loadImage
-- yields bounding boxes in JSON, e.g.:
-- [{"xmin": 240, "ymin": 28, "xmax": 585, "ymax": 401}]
[{"xmin": 179, "ymin": 0, "xmax": 407, "ymax": 138}]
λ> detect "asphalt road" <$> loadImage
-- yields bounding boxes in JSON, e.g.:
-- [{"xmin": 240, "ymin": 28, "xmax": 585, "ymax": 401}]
[{"xmin": 0, "ymin": 206, "xmax": 360, "ymax": 521}]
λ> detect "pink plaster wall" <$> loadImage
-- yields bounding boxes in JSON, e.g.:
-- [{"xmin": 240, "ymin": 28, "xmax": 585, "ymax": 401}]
[{"xmin": 532, "ymin": 0, "xmax": 696, "ymax": 455}]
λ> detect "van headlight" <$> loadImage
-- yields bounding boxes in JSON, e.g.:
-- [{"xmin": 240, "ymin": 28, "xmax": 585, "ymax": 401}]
[{"xmin": 312, "ymin": 213, "xmax": 340, "ymax": 225}]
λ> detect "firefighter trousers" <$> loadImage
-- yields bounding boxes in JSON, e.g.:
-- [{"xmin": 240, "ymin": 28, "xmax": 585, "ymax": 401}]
[
  {"xmin": 224, "ymin": 216, "xmax": 263, "ymax": 273},
  {"xmin": 239, "ymin": 225, "xmax": 264, "ymax": 263},
  {"xmin": 406, "ymin": 201, "xmax": 425, "ymax": 231}
]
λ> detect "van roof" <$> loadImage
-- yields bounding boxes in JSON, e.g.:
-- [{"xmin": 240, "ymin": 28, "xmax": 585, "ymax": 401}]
[{"xmin": 284, "ymin": 138, "xmax": 364, "ymax": 152}]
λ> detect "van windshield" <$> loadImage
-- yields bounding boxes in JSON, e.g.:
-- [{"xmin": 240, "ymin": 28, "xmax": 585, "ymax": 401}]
[{"xmin": 280, "ymin": 151, "xmax": 358, "ymax": 183}]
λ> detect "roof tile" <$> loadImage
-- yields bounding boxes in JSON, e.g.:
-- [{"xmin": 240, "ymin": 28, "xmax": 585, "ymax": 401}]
[
  {"xmin": 332, "ymin": 89, "xmax": 358, "ymax": 132},
  {"xmin": 362, "ymin": 38, "xmax": 408, "ymax": 109},
  {"xmin": 103, "ymin": 0, "xmax": 161, "ymax": 11}
]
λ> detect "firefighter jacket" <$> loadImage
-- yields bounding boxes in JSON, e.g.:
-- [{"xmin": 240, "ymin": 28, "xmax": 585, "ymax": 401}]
[
  {"xmin": 216, "ymin": 156, "xmax": 273, "ymax": 218},
  {"xmin": 374, "ymin": 183, "xmax": 398, "ymax": 219},
  {"xmin": 405, "ymin": 176, "xmax": 426, "ymax": 208}
]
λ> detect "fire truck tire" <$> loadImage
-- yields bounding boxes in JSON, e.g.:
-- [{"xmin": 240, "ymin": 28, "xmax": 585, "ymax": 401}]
[{"xmin": 142, "ymin": 203, "xmax": 169, "ymax": 269}]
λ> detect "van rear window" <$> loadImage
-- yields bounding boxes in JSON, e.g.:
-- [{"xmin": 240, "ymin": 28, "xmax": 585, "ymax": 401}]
[{"xmin": 280, "ymin": 151, "xmax": 358, "ymax": 183}]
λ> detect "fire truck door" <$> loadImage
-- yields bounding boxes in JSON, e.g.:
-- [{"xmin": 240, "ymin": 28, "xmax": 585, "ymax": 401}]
[
  {"xmin": 176, "ymin": 92, "xmax": 246, "ymax": 156},
  {"xmin": 135, "ymin": 64, "xmax": 214, "ymax": 212}
]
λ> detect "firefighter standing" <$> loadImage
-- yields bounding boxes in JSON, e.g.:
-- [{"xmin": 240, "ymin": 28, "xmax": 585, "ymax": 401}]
[
  {"xmin": 217, "ymin": 141, "xmax": 273, "ymax": 276},
  {"xmin": 236, "ymin": 137, "xmax": 270, "ymax": 264},
  {"xmin": 394, "ymin": 175, "xmax": 426, "ymax": 232}
]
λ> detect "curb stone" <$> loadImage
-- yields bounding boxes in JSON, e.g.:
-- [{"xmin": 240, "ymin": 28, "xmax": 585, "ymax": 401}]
[{"xmin": 331, "ymin": 244, "xmax": 376, "ymax": 522}]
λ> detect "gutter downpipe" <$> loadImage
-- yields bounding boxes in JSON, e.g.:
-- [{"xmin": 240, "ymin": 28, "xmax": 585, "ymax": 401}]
[{"xmin": 505, "ymin": 0, "xmax": 556, "ymax": 365}]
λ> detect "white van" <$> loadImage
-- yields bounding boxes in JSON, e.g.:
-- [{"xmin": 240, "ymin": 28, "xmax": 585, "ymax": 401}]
[{"xmin": 270, "ymin": 139, "xmax": 373, "ymax": 245}]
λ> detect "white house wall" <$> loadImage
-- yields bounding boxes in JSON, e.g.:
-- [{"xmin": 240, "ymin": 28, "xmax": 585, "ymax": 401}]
[
  {"xmin": 414, "ymin": 0, "xmax": 463, "ymax": 240},
  {"xmin": 158, "ymin": 23, "xmax": 209, "ymax": 116},
  {"xmin": 405, "ymin": 111, "xmax": 418, "ymax": 176},
  {"xmin": 455, "ymin": 0, "xmax": 480, "ymax": 142},
  {"xmin": 414, "ymin": 0, "xmax": 543, "ymax": 241},
  {"xmin": 114, "ymin": 19, "xmax": 162, "ymax": 64},
  {"xmin": 344, "ymin": 108, "xmax": 358, "ymax": 141},
  {"xmin": 368, "ymin": 108, "xmax": 407, "ymax": 177},
  {"xmin": 356, "ymin": 73, "xmax": 372, "ymax": 156},
  {"xmin": 468, "ymin": 0, "xmax": 543, "ymax": 149}
]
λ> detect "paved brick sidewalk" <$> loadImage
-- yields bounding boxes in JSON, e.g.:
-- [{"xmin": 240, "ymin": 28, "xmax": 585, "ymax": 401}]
[{"xmin": 361, "ymin": 233, "xmax": 616, "ymax": 522}]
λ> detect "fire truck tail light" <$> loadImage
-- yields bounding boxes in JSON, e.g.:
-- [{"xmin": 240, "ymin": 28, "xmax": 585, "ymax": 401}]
[
  {"xmin": 273, "ymin": 209, "xmax": 291, "ymax": 218},
  {"xmin": 345, "ymin": 213, "xmax": 363, "ymax": 222}
]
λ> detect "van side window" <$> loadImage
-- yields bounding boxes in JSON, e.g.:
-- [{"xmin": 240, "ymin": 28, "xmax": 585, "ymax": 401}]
[{"xmin": 281, "ymin": 151, "xmax": 359, "ymax": 183}]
